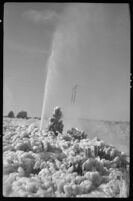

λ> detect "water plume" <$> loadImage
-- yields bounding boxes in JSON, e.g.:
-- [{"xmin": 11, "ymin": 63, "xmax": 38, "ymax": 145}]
[{"xmin": 40, "ymin": 3, "xmax": 90, "ymax": 130}]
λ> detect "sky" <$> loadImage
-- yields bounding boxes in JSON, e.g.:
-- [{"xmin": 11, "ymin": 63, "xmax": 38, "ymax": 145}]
[
  {"xmin": 4, "ymin": 3, "xmax": 130, "ymax": 122},
  {"xmin": 4, "ymin": 3, "xmax": 66, "ymax": 117}
]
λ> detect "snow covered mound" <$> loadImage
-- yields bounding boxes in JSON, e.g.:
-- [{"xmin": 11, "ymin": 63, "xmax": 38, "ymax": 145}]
[{"xmin": 3, "ymin": 118, "xmax": 129, "ymax": 197}]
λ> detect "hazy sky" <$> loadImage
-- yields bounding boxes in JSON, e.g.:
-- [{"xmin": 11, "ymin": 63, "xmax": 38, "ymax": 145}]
[
  {"xmin": 4, "ymin": 3, "xmax": 65, "ymax": 117},
  {"xmin": 4, "ymin": 3, "xmax": 130, "ymax": 121}
]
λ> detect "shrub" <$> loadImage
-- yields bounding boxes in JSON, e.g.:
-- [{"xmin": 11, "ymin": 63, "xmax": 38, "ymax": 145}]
[
  {"xmin": 80, "ymin": 180, "xmax": 93, "ymax": 193},
  {"xmin": 62, "ymin": 134, "xmax": 72, "ymax": 141},
  {"xmin": 47, "ymin": 107, "xmax": 64, "ymax": 136},
  {"xmin": 16, "ymin": 111, "xmax": 28, "ymax": 119},
  {"xmin": 105, "ymin": 179, "xmax": 120, "ymax": 197},
  {"xmin": 7, "ymin": 111, "xmax": 15, "ymax": 118},
  {"xmin": 67, "ymin": 128, "xmax": 87, "ymax": 141}
]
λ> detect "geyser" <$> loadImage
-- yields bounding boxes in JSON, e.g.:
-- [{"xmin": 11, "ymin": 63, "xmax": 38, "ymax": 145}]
[
  {"xmin": 40, "ymin": 3, "xmax": 89, "ymax": 130},
  {"xmin": 40, "ymin": 3, "xmax": 130, "ymax": 130}
]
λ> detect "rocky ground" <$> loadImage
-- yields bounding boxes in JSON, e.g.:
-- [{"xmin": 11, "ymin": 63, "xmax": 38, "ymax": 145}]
[{"xmin": 3, "ymin": 117, "xmax": 130, "ymax": 197}]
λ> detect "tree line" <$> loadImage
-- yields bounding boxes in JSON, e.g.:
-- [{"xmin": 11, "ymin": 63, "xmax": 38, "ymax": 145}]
[{"xmin": 6, "ymin": 111, "xmax": 40, "ymax": 120}]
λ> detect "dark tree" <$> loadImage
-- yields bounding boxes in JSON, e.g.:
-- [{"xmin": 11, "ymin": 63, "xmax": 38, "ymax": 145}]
[
  {"xmin": 47, "ymin": 107, "xmax": 64, "ymax": 136},
  {"xmin": 16, "ymin": 111, "xmax": 28, "ymax": 119},
  {"xmin": 8, "ymin": 111, "xmax": 15, "ymax": 118}
]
